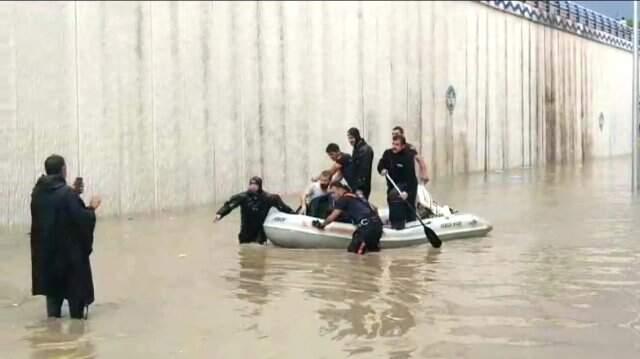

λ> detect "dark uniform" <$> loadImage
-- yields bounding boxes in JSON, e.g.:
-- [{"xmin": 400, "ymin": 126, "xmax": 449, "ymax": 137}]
[
  {"xmin": 351, "ymin": 139, "xmax": 374, "ymax": 199},
  {"xmin": 216, "ymin": 177, "xmax": 294, "ymax": 244},
  {"xmin": 30, "ymin": 175, "xmax": 97, "ymax": 319},
  {"xmin": 308, "ymin": 194, "xmax": 332, "ymax": 219},
  {"xmin": 377, "ymin": 147, "xmax": 418, "ymax": 229},
  {"xmin": 335, "ymin": 152, "xmax": 356, "ymax": 189},
  {"xmin": 333, "ymin": 193, "xmax": 383, "ymax": 254}
]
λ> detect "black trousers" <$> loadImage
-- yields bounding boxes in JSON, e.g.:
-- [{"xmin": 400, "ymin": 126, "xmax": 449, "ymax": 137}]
[
  {"xmin": 308, "ymin": 195, "xmax": 331, "ymax": 219},
  {"xmin": 348, "ymin": 219, "xmax": 383, "ymax": 254},
  {"xmin": 387, "ymin": 185, "xmax": 417, "ymax": 230},
  {"xmin": 46, "ymin": 296, "xmax": 86, "ymax": 319},
  {"xmin": 238, "ymin": 225, "xmax": 268, "ymax": 244}
]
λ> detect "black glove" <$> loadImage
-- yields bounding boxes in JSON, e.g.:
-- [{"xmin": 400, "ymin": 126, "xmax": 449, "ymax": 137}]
[{"xmin": 312, "ymin": 219, "xmax": 325, "ymax": 230}]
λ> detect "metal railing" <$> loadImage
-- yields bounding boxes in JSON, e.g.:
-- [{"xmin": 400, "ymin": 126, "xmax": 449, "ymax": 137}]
[{"xmin": 483, "ymin": 0, "xmax": 635, "ymax": 51}]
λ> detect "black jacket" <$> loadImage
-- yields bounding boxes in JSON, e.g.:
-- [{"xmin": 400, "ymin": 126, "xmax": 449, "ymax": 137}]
[
  {"xmin": 377, "ymin": 148, "xmax": 418, "ymax": 193},
  {"xmin": 351, "ymin": 139, "xmax": 374, "ymax": 197},
  {"xmin": 30, "ymin": 175, "xmax": 96, "ymax": 304},
  {"xmin": 217, "ymin": 191, "xmax": 294, "ymax": 243}
]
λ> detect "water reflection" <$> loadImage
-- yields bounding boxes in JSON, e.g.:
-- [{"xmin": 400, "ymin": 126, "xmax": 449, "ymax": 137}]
[
  {"xmin": 311, "ymin": 255, "xmax": 384, "ymax": 341},
  {"xmin": 3, "ymin": 158, "xmax": 640, "ymax": 358},
  {"xmin": 25, "ymin": 319, "xmax": 95, "ymax": 359},
  {"xmin": 306, "ymin": 250, "xmax": 441, "ymax": 357},
  {"xmin": 226, "ymin": 246, "xmax": 273, "ymax": 321}
]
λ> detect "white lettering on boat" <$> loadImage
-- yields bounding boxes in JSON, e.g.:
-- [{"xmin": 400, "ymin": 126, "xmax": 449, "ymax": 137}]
[{"xmin": 441, "ymin": 221, "xmax": 462, "ymax": 229}]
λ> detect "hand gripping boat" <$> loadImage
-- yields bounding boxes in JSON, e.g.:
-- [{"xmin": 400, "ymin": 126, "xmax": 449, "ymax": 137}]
[{"xmin": 263, "ymin": 186, "xmax": 492, "ymax": 249}]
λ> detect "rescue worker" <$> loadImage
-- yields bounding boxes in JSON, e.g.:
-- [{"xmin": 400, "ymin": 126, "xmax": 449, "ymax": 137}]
[
  {"xmin": 312, "ymin": 182, "xmax": 382, "ymax": 254},
  {"xmin": 315, "ymin": 143, "xmax": 356, "ymax": 189},
  {"xmin": 347, "ymin": 127, "xmax": 374, "ymax": 199},
  {"xmin": 214, "ymin": 176, "xmax": 294, "ymax": 244},
  {"xmin": 391, "ymin": 126, "xmax": 430, "ymax": 184},
  {"xmin": 377, "ymin": 135, "xmax": 419, "ymax": 229}
]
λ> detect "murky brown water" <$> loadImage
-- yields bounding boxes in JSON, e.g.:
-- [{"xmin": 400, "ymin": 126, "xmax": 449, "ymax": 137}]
[{"xmin": 2, "ymin": 158, "xmax": 640, "ymax": 358}]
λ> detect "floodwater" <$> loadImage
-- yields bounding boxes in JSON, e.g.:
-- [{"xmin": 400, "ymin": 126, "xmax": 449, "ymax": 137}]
[{"xmin": 2, "ymin": 158, "xmax": 640, "ymax": 358}]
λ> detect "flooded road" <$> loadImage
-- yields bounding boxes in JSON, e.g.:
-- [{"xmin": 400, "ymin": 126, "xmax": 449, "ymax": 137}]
[{"xmin": 2, "ymin": 158, "xmax": 640, "ymax": 358}]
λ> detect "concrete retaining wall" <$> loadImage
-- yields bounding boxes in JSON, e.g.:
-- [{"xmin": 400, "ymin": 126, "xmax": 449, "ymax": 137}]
[{"xmin": 0, "ymin": 1, "xmax": 632, "ymax": 225}]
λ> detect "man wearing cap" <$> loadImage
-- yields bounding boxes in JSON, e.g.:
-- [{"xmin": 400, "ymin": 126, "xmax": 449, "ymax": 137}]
[
  {"xmin": 214, "ymin": 176, "xmax": 295, "ymax": 244},
  {"xmin": 347, "ymin": 127, "xmax": 374, "ymax": 199},
  {"xmin": 312, "ymin": 181, "xmax": 383, "ymax": 254}
]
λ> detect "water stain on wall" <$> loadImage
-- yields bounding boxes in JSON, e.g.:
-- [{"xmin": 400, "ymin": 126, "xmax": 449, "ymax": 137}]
[
  {"xmin": 0, "ymin": 1, "xmax": 632, "ymax": 224},
  {"xmin": 544, "ymin": 27, "xmax": 557, "ymax": 165}
]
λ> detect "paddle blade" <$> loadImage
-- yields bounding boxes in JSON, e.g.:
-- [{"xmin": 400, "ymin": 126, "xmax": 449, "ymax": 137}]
[{"xmin": 423, "ymin": 225, "xmax": 442, "ymax": 248}]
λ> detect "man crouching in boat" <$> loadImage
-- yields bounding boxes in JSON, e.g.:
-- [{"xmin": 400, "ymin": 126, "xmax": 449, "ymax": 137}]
[
  {"xmin": 214, "ymin": 176, "xmax": 294, "ymax": 244},
  {"xmin": 298, "ymin": 170, "xmax": 332, "ymax": 218},
  {"xmin": 312, "ymin": 182, "xmax": 383, "ymax": 254}
]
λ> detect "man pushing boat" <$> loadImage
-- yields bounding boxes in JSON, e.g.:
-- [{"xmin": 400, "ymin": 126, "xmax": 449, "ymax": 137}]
[
  {"xmin": 214, "ymin": 176, "xmax": 295, "ymax": 244},
  {"xmin": 312, "ymin": 181, "xmax": 383, "ymax": 255}
]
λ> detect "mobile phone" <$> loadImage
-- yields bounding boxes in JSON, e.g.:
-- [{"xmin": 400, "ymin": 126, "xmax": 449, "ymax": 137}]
[{"xmin": 74, "ymin": 177, "xmax": 84, "ymax": 193}]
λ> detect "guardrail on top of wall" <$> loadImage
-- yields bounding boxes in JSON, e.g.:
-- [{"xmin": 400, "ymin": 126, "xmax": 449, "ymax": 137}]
[{"xmin": 481, "ymin": 0, "xmax": 635, "ymax": 52}]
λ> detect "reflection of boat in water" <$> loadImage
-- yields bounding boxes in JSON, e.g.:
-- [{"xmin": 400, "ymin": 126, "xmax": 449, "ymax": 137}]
[
  {"xmin": 306, "ymin": 254, "xmax": 440, "ymax": 356},
  {"xmin": 264, "ymin": 185, "xmax": 492, "ymax": 249}
]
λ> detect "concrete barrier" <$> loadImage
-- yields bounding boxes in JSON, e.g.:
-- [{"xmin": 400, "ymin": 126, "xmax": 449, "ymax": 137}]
[{"xmin": 0, "ymin": 1, "xmax": 632, "ymax": 225}]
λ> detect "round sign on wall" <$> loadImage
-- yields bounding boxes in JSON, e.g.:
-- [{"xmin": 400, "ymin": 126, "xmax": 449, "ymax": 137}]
[
  {"xmin": 598, "ymin": 113, "xmax": 604, "ymax": 131},
  {"xmin": 446, "ymin": 86, "xmax": 456, "ymax": 115}
]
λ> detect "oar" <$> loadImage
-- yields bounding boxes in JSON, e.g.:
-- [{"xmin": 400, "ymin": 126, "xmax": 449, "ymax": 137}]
[{"xmin": 385, "ymin": 173, "xmax": 442, "ymax": 248}]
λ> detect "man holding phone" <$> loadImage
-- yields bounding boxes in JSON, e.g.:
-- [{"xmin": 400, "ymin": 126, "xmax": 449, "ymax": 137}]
[{"xmin": 30, "ymin": 155, "xmax": 101, "ymax": 319}]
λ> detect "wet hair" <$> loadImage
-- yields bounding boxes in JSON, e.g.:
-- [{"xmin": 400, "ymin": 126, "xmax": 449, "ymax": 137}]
[
  {"xmin": 329, "ymin": 180, "xmax": 352, "ymax": 192},
  {"xmin": 392, "ymin": 134, "xmax": 407, "ymax": 145},
  {"xmin": 347, "ymin": 127, "xmax": 361, "ymax": 141},
  {"xmin": 325, "ymin": 143, "xmax": 340, "ymax": 153},
  {"xmin": 319, "ymin": 170, "xmax": 333, "ymax": 179},
  {"xmin": 392, "ymin": 126, "xmax": 404, "ymax": 134},
  {"xmin": 44, "ymin": 154, "xmax": 66, "ymax": 175}
]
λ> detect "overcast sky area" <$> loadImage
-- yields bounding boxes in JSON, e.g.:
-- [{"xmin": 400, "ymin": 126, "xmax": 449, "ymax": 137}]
[{"xmin": 574, "ymin": 1, "xmax": 633, "ymax": 19}]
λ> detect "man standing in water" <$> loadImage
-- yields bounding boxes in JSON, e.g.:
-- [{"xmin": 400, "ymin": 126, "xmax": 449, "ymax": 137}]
[
  {"xmin": 312, "ymin": 182, "xmax": 382, "ymax": 254},
  {"xmin": 347, "ymin": 127, "xmax": 374, "ymax": 199},
  {"xmin": 214, "ymin": 176, "xmax": 295, "ymax": 244},
  {"xmin": 30, "ymin": 154, "xmax": 101, "ymax": 319}
]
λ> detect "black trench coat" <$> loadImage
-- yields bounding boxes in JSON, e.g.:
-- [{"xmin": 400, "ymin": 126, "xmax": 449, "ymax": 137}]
[{"xmin": 30, "ymin": 175, "xmax": 96, "ymax": 304}]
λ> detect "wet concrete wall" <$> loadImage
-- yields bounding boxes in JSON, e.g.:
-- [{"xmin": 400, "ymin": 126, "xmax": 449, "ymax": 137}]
[{"xmin": 0, "ymin": 1, "xmax": 632, "ymax": 225}]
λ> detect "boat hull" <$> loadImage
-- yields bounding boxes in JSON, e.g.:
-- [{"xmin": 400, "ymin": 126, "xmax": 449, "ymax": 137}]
[{"xmin": 263, "ymin": 209, "xmax": 492, "ymax": 249}]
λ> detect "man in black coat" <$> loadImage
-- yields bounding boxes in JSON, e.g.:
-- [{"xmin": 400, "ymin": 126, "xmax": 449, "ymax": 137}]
[
  {"xmin": 347, "ymin": 127, "xmax": 374, "ymax": 199},
  {"xmin": 30, "ymin": 154, "xmax": 101, "ymax": 319},
  {"xmin": 214, "ymin": 176, "xmax": 294, "ymax": 244},
  {"xmin": 391, "ymin": 126, "xmax": 430, "ymax": 184},
  {"xmin": 377, "ymin": 135, "xmax": 418, "ymax": 229}
]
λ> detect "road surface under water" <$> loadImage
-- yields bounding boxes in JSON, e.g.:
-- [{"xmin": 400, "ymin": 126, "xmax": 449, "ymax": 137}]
[{"xmin": 1, "ymin": 158, "xmax": 640, "ymax": 358}]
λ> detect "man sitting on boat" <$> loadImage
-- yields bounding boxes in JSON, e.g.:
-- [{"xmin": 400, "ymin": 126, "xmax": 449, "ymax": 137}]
[
  {"xmin": 298, "ymin": 170, "xmax": 332, "ymax": 218},
  {"xmin": 312, "ymin": 181, "xmax": 383, "ymax": 255},
  {"xmin": 214, "ymin": 176, "xmax": 295, "ymax": 244}
]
